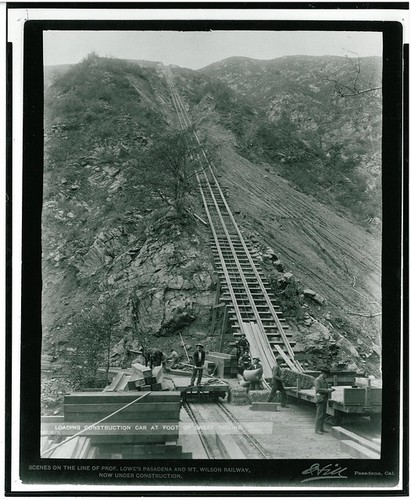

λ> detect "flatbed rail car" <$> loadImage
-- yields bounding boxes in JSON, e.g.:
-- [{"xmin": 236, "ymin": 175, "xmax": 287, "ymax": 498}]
[
  {"xmin": 283, "ymin": 370, "xmax": 382, "ymax": 424},
  {"xmin": 169, "ymin": 375, "xmax": 229, "ymax": 403}
]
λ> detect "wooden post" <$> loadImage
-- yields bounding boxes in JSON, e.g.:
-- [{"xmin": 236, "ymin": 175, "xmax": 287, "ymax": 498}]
[
  {"xmin": 210, "ymin": 280, "xmax": 221, "ymax": 335},
  {"xmin": 333, "ymin": 375, "xmax": 338, "ymax": 387},
  {"xmin": 219, "ymin": 306, "xmax": 228, "ymax": 352},
  {"xmin": 295, "ymin": 378, "xmax": 301, "ymax": 405}
]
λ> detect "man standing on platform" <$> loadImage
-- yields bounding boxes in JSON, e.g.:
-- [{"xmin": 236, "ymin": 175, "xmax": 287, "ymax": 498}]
[
  {"xmin": 314, "ymin": 367, "xmax": 335, "ymax": 435},
  {"xmin": 190, "ymin": 343, "xmax": 205, "ymax": 386},
  {"xmin": 236, "ymin": 334, "xmax": 250, "ymax": 359},
  {"xmin": 267, "ymin": 357, "xmax": 288, "ymax": 407}
]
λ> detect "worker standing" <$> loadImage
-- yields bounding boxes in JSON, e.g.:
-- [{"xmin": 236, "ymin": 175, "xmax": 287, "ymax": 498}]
[
  {"xmin": 237, "ymin": 348, "xmax": 252, "ymax": 375},
  {"xmin": 314, "ymin": 367, "xmax": 335, "ymax": 435},
  {"xmin": 267, "ymin": 357, "xmax": 288, "ymax": 407},
  {"xmin": 236, "ymin": 334, "xmax": 250, "ymax": 359},
  {"xmin": 149, "ymin": 348, "xmax": 165, "ymax": 369},
  {"xmin": 250, "ymin": 357, "xmax": 263, "ymax": 390},
  {"xmin": 166, "ymin": 349, "xmax": 180, "ymax": 369},
  {"xmin": 190, "ymin": 343, "xmax": 205, "ymax": 386}
]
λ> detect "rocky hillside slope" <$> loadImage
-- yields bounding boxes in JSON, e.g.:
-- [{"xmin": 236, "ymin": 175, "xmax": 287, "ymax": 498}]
[
  {"xmin": 42, "ymin": 55, "xmax": 382, "ymax": 408},
  {"xmin": 42, "ymin": 56, "xmax": 220, "ymax": 395},
  {"xmin": 197, "ymin": 55, "xmax": 382, "ymax": 226}
]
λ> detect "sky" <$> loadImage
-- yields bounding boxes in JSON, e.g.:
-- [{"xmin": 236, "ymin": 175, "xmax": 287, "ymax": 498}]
[{"xmin": 44, "ymin": 30, "xmax": 382, "ymax": 69}]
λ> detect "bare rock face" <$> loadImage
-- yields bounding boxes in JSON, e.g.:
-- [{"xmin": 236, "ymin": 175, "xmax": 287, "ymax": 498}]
[
  {"xmin": 120, "ymin": 220, "xmax": 216, "ymax": 338},
  {"xmin": 336, "ymin": 334, "xmax": 360, "ymax": 358}
]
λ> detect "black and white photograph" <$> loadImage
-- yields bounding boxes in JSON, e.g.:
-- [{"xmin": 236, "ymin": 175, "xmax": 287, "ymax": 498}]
[{"xmin": 5, "ymin": 4, "xmax": 406, "ymax": 495}]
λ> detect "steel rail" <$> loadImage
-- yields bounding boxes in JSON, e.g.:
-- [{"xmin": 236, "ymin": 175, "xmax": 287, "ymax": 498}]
[
  {"xmin": 168, "ymin": 77, "xmax": 266, "ymax": 339},
  {"xmin": 167, "ymin": 75, "xmax": 247, "ymax": 338},
  {"xmin": 169, "ymin": 76, "xmax": 295, "ymax": 361},
  {"xmin": 182, "ymin": 402, "xmax": 216, "ymax": 459},
  {"xmin": 216, "ymin": 402, "xmax": 272, "ymax": 459},
  {"xmin": 167, "ymin": 71, "xmax": 301, "ymax": 369}
]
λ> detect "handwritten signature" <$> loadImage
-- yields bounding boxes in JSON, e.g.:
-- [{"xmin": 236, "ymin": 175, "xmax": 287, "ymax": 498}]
[{"xmin": 301, "ymin": 463, "xmax": 348, "ymax": 483}]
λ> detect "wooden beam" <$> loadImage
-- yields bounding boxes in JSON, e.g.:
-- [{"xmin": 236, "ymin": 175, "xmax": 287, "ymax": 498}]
[
  {"xmin": 219, "ymin": 305, "xmax": 229, "ymax": 351},
  {"xmin": 210, "ymin": 280, "xmax": 222, "ymax": 335},
  {"xmin": 273, "ymin": 344, "xmax": 298, "ymax": 371}
]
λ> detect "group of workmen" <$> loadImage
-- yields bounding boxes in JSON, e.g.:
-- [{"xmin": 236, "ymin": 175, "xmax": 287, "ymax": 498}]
[
  {"xmin": 136, "ymin": 335, "xmax": 335, "ymax": 434},
  {"xmin": 236, "ymin": 334, "xmax": 262, "ymax": 374},
  {"xmin": 235, "ymin": 334, "xmax": 335, "ymax": 433}
]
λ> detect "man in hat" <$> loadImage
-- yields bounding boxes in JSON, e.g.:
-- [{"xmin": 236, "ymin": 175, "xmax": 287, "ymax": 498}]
[
  {"xmin": 314, "ymin": 367, "xmax": 335, "ymax": 434},
  {"xmin": 190, "ymin": 343, "xmax": 206, "ymax": 386},
  {"xmin": 236, "ymin": 334, "xmax": 250, "ymax": 360},
  {"xmin": 166, "ymin": 349, "xmax": 180, "ymax": 369},
  {"xmin": 267, "ymin": 357, "xmax": 288, "ymax": 407},
  {"xmin": 237, "ymin": 348, "xmax": 252, "ymax": 375},
  {"xmin": 250, "ymin": 357, "xmax": 263, "ymax": 390}
]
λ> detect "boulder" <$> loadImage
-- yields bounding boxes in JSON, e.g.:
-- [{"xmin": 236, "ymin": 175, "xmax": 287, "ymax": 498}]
[
  {"xmin": 273, "ymin": 260, "xmax": 284, "ymax": 272},
  {"xmin": 312, "ymin": 293, "xmax": 326, "ymax": 305},
  {"xmin": 263, "ymin": 248, "xmax": 278, "ymax": 261}
]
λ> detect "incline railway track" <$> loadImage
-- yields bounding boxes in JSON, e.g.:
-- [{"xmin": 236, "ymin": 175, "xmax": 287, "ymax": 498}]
[
  {"xmin": 183, "ymin": 401, "xmax": 271, "ymax": 459},
  {"xmin": 166, "ymin": 70, "xmax": 303, "ymax": 376}
]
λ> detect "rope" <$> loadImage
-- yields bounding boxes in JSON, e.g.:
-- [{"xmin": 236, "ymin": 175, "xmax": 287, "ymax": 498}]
[{"xmin": 42, "ymin": 392, "xmax": 151, "ymax": 457}]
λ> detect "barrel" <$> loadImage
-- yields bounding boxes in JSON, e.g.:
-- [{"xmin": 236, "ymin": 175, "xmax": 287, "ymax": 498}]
[{"xmin": 243, "ymin": 368, "xmax": 263, "ymax": 382}]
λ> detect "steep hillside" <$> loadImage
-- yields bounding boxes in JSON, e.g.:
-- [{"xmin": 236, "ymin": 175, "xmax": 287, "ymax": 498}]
[
  {"xmin": 171, "ymin": 60, "xmax": 381, "ymax": 375},
  {"xmin": 42, "ymin": 54, "xmax": 382, "ymax": 411},
  {"xmin": 42, "ymin": 55, "xmax": 219, "ymax": 405},
  {"xmin": 197, "ymin": 55, "xmax": 382, "ymax": 226}
]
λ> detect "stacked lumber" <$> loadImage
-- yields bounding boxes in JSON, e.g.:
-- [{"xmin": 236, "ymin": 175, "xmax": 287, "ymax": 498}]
[
  {"xmin": 62, "ymin": 391, "xmax": 186, "ymax": 459},
  {"xmin": 63, "ymin": 391, "xmax": 180, "ymax": 422},
  {"xmin": 42, "ymin": 436, "xmax": 96, "ymax": 459},
  {"xmin": 104, "ymin": 364, "xmax": 164, "ymax": 392}
]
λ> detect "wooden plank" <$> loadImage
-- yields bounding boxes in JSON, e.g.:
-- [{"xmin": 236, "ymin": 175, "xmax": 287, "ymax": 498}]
[
  {"xmin": 64, "ymin": 412, "xmax": 180, "ymax": 422},
  {"xmin": 64, "ymin": 391, "xmax": 181, "ymax": 404},
  {"xmin": 86, "ymin": 447, "xmax": 97, "ymax": 459},
  {"xmin": 90, "ymin": 434, "xmax": 178, "ymax": 444},
  {"xmin": 273, "ymin": 344, "xmax": 297, "ymax": 371},
  {"xmin": 250, "ymin": 402, "xmax": 280, "ymax": 412},
  {"xmin": 340, "ymin": 440, "xmax": 380, "ymax": 459},
  {"xmin": 208, "ymin": 352, "xmax": 232, "ymax": 360},
  {"xmin": 64, "ymin": 402, "xmax": 180, "ymax": 413},
  {"xmin": 41, "ymin": 415, "xmax": 64, "ymax": 423},
  {"xmin": 216, "ymin": 433, "xmax": 246, "ymax": 459},
  {"xmin": 63, "ymin": 410, "xmax": 181, "ymax": 421},
  {"xmin": 251, "ymin": 322, "xmax": 276, "ymax": 379},
  {"xmin": 116, "ymin": 376, "xmax": 130, "ymax": 392},
  {"xmin": 131, "ymin": 363, "xmax": 152, "ymax": 378},
  {"xmin": 49, "ymin": 437, "xmax": 82, "ymax": 458},
  {"xmin": 104, "ymin": 373, "xmax": 123, "ymax": 392},
  {"xmin": 331, "ymin": 427, "xmax": 380, "ymax": 453},
  {"xmin": 152, "ymin": 365, "xmax": 164, "ymax": 383},
  {"xmin": 76, "ymin": 437, "xmax": 91, "ymax": 458}
]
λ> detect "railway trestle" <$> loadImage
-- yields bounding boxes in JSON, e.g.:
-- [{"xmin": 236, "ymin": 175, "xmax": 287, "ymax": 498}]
[{"xmin": 166, "ymin": 71, "xmax": 303, "ymax": 377}]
